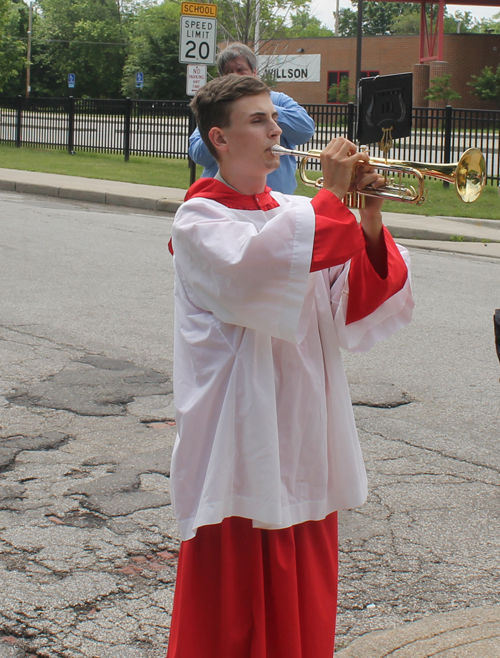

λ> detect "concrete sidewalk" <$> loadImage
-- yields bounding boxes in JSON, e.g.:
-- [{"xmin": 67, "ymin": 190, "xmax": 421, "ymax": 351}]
[
  {"xmin": 335, "ymin": 604, "xmax": 500, "ymax": 657},
  {"xmin": 0, "ymin": 167, "xmax": 186, "ymax": 213},
  {"xmin": 2, "ymin": 167, "xmax": 500, "ymax": 260},
  {"xmin": 2, "ymin": 166, "xmax": 500, "ymax": 658}
]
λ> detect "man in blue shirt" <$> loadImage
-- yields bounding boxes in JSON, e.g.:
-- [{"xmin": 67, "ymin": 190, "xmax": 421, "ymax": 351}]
[{"xmin": 188, "ymin": 42, "xmax": 315, "ymax": 194}]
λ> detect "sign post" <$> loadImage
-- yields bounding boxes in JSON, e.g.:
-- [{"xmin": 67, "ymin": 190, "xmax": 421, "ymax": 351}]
[
  {"xmin": 180, "ymin": 3, "xmax": 217, "ymax": 185},
  {"xmin": 68, "ymin": 73, "xmax": 75, "ymax": 89},
  {"xmin": 136, "ymin": 72, "xmax": 144, "ymax": 89}
]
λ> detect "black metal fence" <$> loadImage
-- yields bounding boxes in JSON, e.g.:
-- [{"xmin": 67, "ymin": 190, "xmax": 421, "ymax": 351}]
[
  {"xmin": 1, "ymin": 96, "xmax": 499, "ymax": 185},
  {"xmin": 303, "ymin": 103, "xmax": 500, "ymax": 186},
  {"xmin": 0, "ymin": 96, "xmax": 196, "ymax": 161}
]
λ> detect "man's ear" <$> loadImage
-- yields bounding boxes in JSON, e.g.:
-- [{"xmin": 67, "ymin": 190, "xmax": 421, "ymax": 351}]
[{"xmin": 208, "ymin": 126, "xmax": 229, "ymax": 154}]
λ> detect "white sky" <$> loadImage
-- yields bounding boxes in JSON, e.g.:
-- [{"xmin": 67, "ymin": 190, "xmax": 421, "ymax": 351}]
[{"xmin": 309, "ymin": 0, "xmax": 500, "ymax": 31}]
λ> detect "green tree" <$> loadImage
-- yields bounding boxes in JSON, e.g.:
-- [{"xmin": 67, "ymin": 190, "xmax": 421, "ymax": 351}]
[
  {"xmin": 389, "ymin": 5, "xmax": 479, "ymax": 35},
  {"xmin": 389, "ymin": 6, "xmax": 475, "ymax": 35},
  {"xmin": 0, "ymin": 0, "xmax": 26, "ymax": 93},
  {"xmin": 338, "ymin": 1, "xmax": 481, "ymax": 37},
  {"xmin": 425, "ymin": 74, "xmax": 461, "ymax": 103},
  {"xmin": 389, "ymin": 4, "xmax": 421, "ymax": 34},
  {"xmin": 445, "ymin": 10, "xmax": 477, "ymax": 33},
  {"xmin": 328, "ymin": 77, "xmax": 354, "ymax": 103},
  {"xmin": 337, "ymin": 6, "xmax": 357, "ymax": 36},
  {"xmin": 216, "ymin": 0, "xmax": 310, "ymax": 45},
  {"xmin": 283, "ymin": 10, "xmax": 333, "ymax": 37},
  {"xmin": 363, "ymin": 1, "xmax": 404, "ymax": 35},
  {"xmin": 33, "ymin": 0, "xmax": 127, "ymax": 97},
  {"xmin": 121, "ymin": 1, "xmax": 188, "ymax": 100},
  {"xmin": 338, "ymin": 1, "xmax": 409, "ymax": 36},
  {"xmin": 473, "ymin": 11, "xmax": 500, "ymax": 33},
  {"xmin": 468, "ymin": 64, "xmax": 500, "ymax": 107}
]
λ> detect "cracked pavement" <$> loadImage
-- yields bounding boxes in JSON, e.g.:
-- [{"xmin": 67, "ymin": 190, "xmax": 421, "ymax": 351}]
[
  {"xmin": 1, "ymin": 192, "xmax": 499, "ymax": 657},
  {"xmin": 0, "ymin": 325, "xmax": 179, "ymax": 658}
]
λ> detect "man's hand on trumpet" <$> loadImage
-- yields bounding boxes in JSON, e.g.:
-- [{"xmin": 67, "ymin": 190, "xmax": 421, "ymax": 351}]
[
  {"xmin": 319, "ymin": 137, "xmax": 363, "ymax": 201},
  {"xmin": 320, "ymin": 137, "xmax": 388, "ymax": 277},
  {"xmin": 320, "ymin": 138, "xmax": 384, "ymax": 206}
]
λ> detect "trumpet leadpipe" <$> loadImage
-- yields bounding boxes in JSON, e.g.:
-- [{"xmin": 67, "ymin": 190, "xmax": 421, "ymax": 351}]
[{"xmin": 271, "ymin": 144, "xmax": 321, "ymax": 158}]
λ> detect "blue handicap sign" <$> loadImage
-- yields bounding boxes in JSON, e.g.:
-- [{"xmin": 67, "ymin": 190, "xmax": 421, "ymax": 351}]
[
  {"xmin": 136, "ymin": 72, "xmax": 144, "ymax": 88},
  {"xmin": 68, "ymin": 73, "xmax": 75, "ymax": 88}
]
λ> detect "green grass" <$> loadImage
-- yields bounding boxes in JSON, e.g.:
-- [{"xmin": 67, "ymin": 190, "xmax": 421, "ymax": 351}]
[
  {"xmin": 0, "ymin": 144, "xmax": 203, "ymax": 188},
  {"xmin": 0, "ymin": 144, "xmax": 498, "ymax": 220}
]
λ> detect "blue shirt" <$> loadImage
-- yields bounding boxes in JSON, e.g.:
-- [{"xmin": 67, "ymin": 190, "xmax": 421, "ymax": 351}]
[{"xmin": 188, "ymin": 90, "xmax": 315, "ymax": 195}]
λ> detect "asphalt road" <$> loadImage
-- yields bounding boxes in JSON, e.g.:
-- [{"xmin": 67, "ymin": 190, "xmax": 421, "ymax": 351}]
[{"xmin": 0, "ymin": 192, "xmax": 499, "ymax": 657}]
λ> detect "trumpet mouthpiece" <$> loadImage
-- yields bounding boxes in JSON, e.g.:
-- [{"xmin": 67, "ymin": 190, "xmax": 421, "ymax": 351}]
[{"xmin": 271, "ymin": 144, "xmax": 289, "ymax": 156}]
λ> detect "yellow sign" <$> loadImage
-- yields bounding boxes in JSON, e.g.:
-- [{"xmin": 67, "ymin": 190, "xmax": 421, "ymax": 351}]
[{"xmin": 181, "ymin": 2, "xmax": 217, "ymax": 18}]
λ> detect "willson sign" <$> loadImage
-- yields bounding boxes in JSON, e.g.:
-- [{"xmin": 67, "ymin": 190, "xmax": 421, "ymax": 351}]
[{"xmin": 257, "ymin": 55, "xmax": 321, "ymax": 83}]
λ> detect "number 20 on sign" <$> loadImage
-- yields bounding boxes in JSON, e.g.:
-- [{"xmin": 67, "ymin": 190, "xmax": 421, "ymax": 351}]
[{"xmin": 179, "ymin": 16, "xmax": 217, "ymax": 65}]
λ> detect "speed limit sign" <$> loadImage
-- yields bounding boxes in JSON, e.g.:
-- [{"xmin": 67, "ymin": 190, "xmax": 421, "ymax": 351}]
[{"xmin": 179, "ymin": 16, "xmax": 217, "ymax": 65}]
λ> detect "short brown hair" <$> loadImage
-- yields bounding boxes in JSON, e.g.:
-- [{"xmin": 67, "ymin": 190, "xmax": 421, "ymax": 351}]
[{"xmin": 190, "ymin": 74, "xmax": 270, "ymax": 160}]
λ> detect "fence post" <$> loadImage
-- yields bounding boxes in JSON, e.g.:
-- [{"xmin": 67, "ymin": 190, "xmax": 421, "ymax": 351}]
[
  {"xmin": 67, "ymin": 96, "xmax": 75, "ymax": 154},
  {"xmin": 443, "ymin": 104, "xmax": 453, "ymax": 188},
  {"xmin": 124, "ymin": 97, "xmax": 131, "ymax": 162},
  {"xmin": 16, "ymin": 95, "xmax": 23, "ymax": 148},
  {"xmin": 188, "ymin": 108, "xmax": 197, "ymax": 186},
  {"xmin": 347, "ymin": 102, "xmax": 355, "ymax": 142}
]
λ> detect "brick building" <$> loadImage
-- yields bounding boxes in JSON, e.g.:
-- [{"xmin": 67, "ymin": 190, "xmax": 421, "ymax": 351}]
[{"xmin": 255, "ymin": 34, "xmax": 500, "ymax": 109}]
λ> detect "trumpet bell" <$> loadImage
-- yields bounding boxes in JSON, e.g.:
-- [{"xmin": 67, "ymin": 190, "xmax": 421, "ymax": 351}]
[{"xmin": 455, "ymin": 148, "xmax": 486, "ymax": 203}]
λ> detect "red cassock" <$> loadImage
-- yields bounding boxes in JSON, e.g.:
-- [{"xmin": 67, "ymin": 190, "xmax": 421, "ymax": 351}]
[{"xmin": 167, "ymin": 514, "xmax": 338, "ymax": 658}]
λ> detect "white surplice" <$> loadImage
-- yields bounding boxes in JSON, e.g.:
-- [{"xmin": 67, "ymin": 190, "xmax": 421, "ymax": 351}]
[{"xmin": 171, "ymin": 191, "xmax": 413, "ymax": 541}]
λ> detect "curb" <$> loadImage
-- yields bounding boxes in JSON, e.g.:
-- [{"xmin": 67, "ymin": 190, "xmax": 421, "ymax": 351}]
[
  {"xmin": 385, "ymin": 225, "xmax": 476, "ymax": 242},
  {"xmin": 0, "ymin": 179, "xmax": 183, "ymax": 214},
  {"xmin": 386, "ymin": 223, "xmax": 500, "ymax": 243},
  {"xmin": 336, "ymin": 604, "xmax": 500, "ymax": 657}
]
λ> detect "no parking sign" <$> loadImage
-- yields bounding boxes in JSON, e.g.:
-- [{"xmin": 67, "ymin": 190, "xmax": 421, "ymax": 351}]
[{"xmin": 186, "ymin": 64, "xmax": 207, "ymax": 96}]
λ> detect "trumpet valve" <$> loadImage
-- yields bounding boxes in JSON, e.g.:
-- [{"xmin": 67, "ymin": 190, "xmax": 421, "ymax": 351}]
[{"xmin": 343, "ymin": 189, "xmax": 366, "ymax": 209}]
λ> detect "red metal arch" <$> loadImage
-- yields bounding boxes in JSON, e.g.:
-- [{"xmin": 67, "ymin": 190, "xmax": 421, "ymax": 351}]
[
  {"xmin": 383, "ymin": 0, "xmax": 500, "ymax": 62},
  {"xmin": 420, "ymin": 0, "xmax": 445, "ymax": 61}
]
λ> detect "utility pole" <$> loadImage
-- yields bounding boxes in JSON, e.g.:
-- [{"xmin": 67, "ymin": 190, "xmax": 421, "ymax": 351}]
[
  {"xmin": 355, "ymin": 0, "xmax": 363, "ymax": 101},
  {"xmin": 26, "ymin": 1, "xmax": 33, "ymax": 98},
  {"xmin": 335, "ymin": 0, "xmax": 339, "ymax": 36},
  {"xmin": 254, "ymin": 0, "xmax": 260, "ymax": 55}
]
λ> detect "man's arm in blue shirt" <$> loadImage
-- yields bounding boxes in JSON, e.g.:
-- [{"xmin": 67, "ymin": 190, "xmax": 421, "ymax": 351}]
[
  {"xmin": 188, "ymin": 127, "xmax": 218, "ymax": 178},
  {"xmin": 270, "ymin": 90, "xmax": 315, "ymax": 146}
]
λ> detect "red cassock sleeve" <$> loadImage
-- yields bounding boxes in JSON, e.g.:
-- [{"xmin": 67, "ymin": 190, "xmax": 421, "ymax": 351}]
[
  {"xmin": 310, "ymin": 189, "xmax": 408, "ymax": 326},
  {"xmin": 310, "ymin": 190, "xmax": 365, "ymax": 268}
]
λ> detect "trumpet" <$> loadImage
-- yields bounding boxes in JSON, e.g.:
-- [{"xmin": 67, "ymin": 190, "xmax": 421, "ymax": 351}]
[{"xmin": 271, "ymin": 144, "xmax": 486, "ymax": 206}]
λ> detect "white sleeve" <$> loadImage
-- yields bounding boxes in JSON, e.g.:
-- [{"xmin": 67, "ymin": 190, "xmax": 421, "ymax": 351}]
[
  {"xmin": 330, "ymin": 246, "xmax": 414, "ymax": 353},
  {"xmin": 172, "ymin": 196, "xmax": 316, "ymax": 342}
]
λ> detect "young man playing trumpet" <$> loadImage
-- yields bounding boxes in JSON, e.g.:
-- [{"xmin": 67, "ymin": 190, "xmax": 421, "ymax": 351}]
[{"xmin": 167, "ymin": 74, "xmax": 414, "ymax": 658}]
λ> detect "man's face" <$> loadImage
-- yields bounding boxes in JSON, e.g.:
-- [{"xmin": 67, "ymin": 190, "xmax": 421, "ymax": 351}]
[
  {"xmin": 213, "ymin": 93, "xmax": 282, "ymax": 180},
  {"xmin": 222, "ymin": 55, "xmax": 257, "ymax": 77}
]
